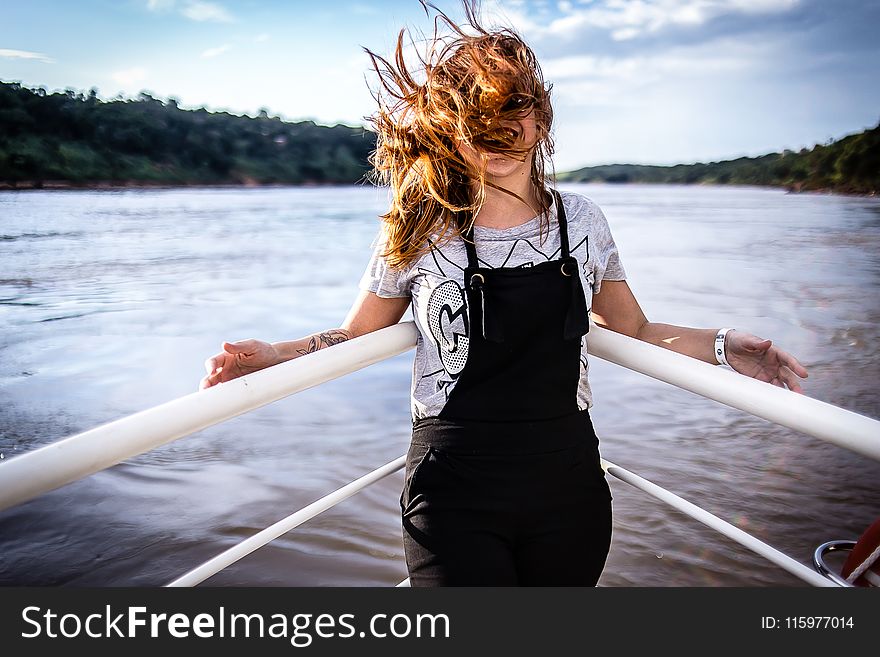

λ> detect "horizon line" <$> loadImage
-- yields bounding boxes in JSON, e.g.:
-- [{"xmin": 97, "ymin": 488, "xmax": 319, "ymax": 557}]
[{"xmin": 3, "ymin": 78, "xmax": 876, "ymax": 174}]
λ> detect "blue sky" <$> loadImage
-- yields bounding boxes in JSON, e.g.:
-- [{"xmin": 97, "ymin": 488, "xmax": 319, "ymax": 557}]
[{"xmin": 2, "ymin": 0, "xmax": 878, "ymax": 169}]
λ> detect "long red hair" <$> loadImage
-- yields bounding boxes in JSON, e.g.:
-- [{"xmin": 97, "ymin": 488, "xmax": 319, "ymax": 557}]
[{"xmin": 365, "ymin": 1, "xmax": 555, "ymax": 269}]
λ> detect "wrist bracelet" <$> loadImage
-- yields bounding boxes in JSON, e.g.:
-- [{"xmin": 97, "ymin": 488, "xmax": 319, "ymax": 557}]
[{"xmin": 714, "ymin": 328, "xmax": 733, "ymax": 366}]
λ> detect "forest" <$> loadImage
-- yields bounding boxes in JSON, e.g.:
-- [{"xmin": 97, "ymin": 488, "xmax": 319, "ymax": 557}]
[
  {"xmin": 0, "ymin": 81, "xmax": 374, "ymax": 187},
  {"xmin": 1, "ymin": 81, "xmax": 877, "ymax": 194},
  {"xmin": 558, "ymin": 122, "xmax": 879, "ymax": 195}
]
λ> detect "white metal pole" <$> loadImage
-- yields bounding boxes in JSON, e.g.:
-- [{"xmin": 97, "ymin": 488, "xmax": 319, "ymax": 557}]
[
  {"xmin": 167, "ymin": 455, "xmax": 407, "ymax": 587},
  {"xmin": 3, "ymin": 321, "xmax": 877, "ymax": 516},
  {"xmin": 588, "ymin": 325, "xmax": 880, "ymax": 462},
  {"xmin": 0, "ymin": 323, "xmax": 419, "ymax": 513},
  {"xmin": 602, "ymin": 459, "xmax": 838, "ymax": 587}
]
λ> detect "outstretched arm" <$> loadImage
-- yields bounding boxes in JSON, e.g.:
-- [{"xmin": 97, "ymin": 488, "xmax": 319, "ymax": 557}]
[
  {"xmin": 199, "ymin": 291, "xmax": 411, "ymax": 390},
  {"xmin": 590, "ymin": 280, "xmax": 808, "ymax": 393},
  {"xmin": 272, "ymin": 290, "xmax": 412, "ymax": 359}
]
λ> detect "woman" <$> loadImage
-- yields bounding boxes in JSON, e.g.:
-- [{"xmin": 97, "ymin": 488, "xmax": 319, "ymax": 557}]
[{"xmin": 199, "ymin": 8, "xmax": 808, "ymax": 586}]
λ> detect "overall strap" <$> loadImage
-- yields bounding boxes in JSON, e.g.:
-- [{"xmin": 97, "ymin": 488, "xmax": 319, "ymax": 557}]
[
  {"xmin": 553, "ymin": 189, "xmax": 571, "ymax": 259},
  {"xmin": 461, "ymin": 190, "xmax": 568, "ymax": 266},
  {"xmin": 555, "ymin": 189, "xmax": 589, "ymax": 340}
]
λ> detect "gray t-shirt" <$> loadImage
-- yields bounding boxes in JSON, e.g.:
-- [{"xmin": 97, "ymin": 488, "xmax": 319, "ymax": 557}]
[{"xmin": 359, "ymin": 190, "xmax": 627, "ymax": 421}]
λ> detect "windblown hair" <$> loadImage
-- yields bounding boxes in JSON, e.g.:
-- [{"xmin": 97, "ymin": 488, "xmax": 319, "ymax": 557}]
[{"xmin": 365, "ymin": 1, "xmax": 555, "ymax": 269}]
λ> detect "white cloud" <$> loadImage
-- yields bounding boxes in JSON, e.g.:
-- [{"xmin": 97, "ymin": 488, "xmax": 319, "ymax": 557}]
[
  {"xmin": 255, "ymin": 33, "xmax": 270, "ymax": 43},
  {"xmin": 351, "ymin": 4, "xmax": 378, "ymax": 15},
  {"xmin": 546, "ymin": 46, "xmax": 753, "ymax": 79},
  {"xmin": 111, "ymin": 67, "xmax": 148, "ymax": 87},
  {"xmin": 611, "ymin": 27, "xmax": 640, "ymax": 40},
  {"xmin": 147, "ymin": 0, "xmax": 176, "ymax": 10},
  {"xmin": 728, "ymin": 0, "xmax": 799, "ymax": 11},
  {"xmin": 182, "ymin": 1, "xmax": 233, "ymax": 23},
  {"xmin": 201, "ymin": 44, "xmax": 231, "ymax": 58},
  {"xmin": 147, "ymin": 0, "xmax": 234, "ymax": 22},
  {"xmin": 507, "ymin": 0, "xmax": 801, "ymax": 41},
  {"xmin": 543, "ymin": 39, "xmax": 762, "ymax": 109},
  {"xmin": 0, "ymin": 48, "xmax": 55, "ymax": 63},
  {"xmin": 481, "ymin": 0, "xmax": 542, "ymax": 33}
]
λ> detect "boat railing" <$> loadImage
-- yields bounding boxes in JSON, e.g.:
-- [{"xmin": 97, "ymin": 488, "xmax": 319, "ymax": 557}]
[{"xmin": 1, "ymin": 321, "xmax": 877, "ymax": 587}]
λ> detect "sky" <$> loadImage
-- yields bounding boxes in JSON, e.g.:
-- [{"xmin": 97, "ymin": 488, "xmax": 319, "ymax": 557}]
[{"xmin": 1, "ymin": 0, "xmax": 879, "ymax": 170}]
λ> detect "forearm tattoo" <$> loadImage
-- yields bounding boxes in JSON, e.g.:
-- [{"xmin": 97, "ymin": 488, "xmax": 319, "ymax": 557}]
[{"xmin": 296, "ymin": 330, "xmax": 351, "ymax": 356}]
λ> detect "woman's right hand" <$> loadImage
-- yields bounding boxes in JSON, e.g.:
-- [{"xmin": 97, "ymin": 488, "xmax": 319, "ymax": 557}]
[
  {"xmin": 197, "ymin": 291, "xmax": 411, "ymax": 391},
  {"xmin": 199, "ymin": 339, "xmax": 281, "ymax": 390}
]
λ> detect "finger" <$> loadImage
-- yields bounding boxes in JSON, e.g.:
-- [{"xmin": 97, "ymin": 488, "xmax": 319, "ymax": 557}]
[
  {"xmin": 743, "ymin": 336, "xmax": 772, "ymax": 352},
  {"xmin": 780, "ymin": 351, "xmax": 809, "ymax": 378},
  {"xmin": 754, "ymin": 369, "xmax": 773, "ymax": 383},
  {"xmin": 770, "ymin": 377, "xmax": 784, "ymax": 388},
  {"xmin": 199, "ymin": 365, "xmax": 226, "ymax": 389},
  {"xmin": 204, "ymin": 356, "xmax": 223, "ymax": 375},
  {"xmin": 223, "ymin": 340, "xmax": 256, "ymax": 355},
  {"xmin": 778, "ymin": 365, "xmax": 804, "ymax": 394}
]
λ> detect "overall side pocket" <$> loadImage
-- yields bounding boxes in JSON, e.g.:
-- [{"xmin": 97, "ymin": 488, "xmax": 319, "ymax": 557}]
[
  {"xmin": 568, "ymin": 441, "xmax": 613, "ymax": 502},
  {"xmin": 400, "ymin": 444, "xmax": 433, "ymax": 513}
]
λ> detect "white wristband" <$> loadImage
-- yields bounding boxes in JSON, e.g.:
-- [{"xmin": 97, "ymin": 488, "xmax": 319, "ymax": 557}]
[{"xmin": 714, "ymin": 328, "xmax": 733, "ymax": 366}]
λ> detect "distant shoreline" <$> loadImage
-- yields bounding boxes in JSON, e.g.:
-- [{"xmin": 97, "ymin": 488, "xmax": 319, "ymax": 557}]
[
  {"xmin": 1, "ymin": 179, "xmax": 875, "ymax": 197},
  {"xmin": 3, "ymin": 82, "xmax": 876, "ymax": 196},
  {"xmin": 0, "ymin": 180, "xmax": 363, "ymax": 191}
]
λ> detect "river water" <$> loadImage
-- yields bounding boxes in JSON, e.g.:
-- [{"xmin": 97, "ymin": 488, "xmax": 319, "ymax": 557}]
[{"xmin": 1, "ymin": 184, "xmax": 878, "ymax": 587}]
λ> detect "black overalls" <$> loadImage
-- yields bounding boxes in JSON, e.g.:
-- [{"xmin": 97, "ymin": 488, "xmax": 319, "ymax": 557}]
[{"xmin": 400, "ymin": 191, "xmax": 613, "ymax": 586}]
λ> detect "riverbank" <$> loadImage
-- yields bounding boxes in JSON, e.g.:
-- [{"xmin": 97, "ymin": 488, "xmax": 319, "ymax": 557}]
[
  {"xmin": 0, "ymin": 179, "xmax": 359, "ymax": 191},
  {"xmin": 2, "ymin": 178, "xmax": 875, "ymax": 197},
  {"xmin": 557, "ymin": 123, "xmax": 880, "ymax": 196}
]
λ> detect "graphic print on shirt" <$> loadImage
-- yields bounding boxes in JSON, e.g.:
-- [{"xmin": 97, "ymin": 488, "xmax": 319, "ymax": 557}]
[
  {"xmin": 417, "ymin": 229, "xmax": 593, "ymax": 399},
  {"xmin": 418, "ymin": 246, "xmax": 469, "ymax": 399},
  {"xmin": 427, "ymin": 279, "xmax": 469, "ymax": 376}
]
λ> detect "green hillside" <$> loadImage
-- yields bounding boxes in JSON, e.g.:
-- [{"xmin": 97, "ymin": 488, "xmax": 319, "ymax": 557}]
[
  {"xmin": 1, "ymin": 81, "xmax": 876, "ymax": 194},
  {"xmin": 0, "ymin": 81, "xmax": 375, "ymax": 188},
  {"xmin": 558, "ymin": 122, "xmax": 880, "ymax": 195}
]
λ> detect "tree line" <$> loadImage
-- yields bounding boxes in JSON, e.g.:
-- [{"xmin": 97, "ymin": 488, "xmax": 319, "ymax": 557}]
[
  {"xmin": 1, "ymin": 80, "xmax": 877, "ymax": 193},
  {"xmin": 557, "ymin": 122, "xmax": 880, "ymax": 194},
  {"xmin": 0, "ymin": 81, "xmax": 374, "ymax": 187}
]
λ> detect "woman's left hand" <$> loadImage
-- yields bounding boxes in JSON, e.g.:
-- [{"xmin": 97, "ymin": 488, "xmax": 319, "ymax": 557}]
[{"xmin": 724, "ymin": 330, "xmax": 809, "ymax": 393}]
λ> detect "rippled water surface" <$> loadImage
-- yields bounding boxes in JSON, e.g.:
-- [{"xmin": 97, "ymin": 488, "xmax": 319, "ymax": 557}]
[{"xmin": 1, "ymin": 184, "xmax": 878, "ymax": 586}]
